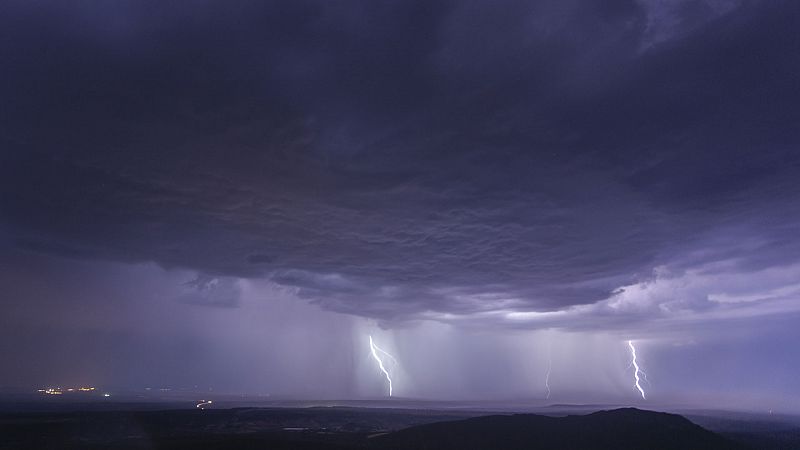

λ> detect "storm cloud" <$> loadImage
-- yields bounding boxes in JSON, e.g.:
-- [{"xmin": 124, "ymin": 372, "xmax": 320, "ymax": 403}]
[{"xmin": 1, "ymin": 0, "xmax": 799, "ymax": 332}]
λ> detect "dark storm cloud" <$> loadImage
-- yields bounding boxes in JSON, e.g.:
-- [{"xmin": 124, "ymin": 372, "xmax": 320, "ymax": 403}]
[{"xmin": 1, "ymin": 0, "xmax": 799, "ymax": 324}]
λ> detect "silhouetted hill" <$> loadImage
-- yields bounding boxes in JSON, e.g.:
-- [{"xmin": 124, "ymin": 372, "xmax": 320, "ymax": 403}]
[
  {"xmin": 1, "ymin": 405, "xmax": 767, "ymax": 449},
  {"xmin": 371, "ymin": 408, "xmax": 743, "ymax": 450}
]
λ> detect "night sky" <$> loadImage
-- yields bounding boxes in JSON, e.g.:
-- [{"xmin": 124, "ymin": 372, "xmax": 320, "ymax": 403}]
[{"xmin": 1, "ymin": 1, "xmax": 798, "ymax": 411}]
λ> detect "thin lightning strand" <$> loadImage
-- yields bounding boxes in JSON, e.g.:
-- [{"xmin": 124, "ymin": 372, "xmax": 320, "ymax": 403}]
[
  {"xmin": 369, "ymin": 335, "xmax": 394, "ymax": 397},
  {"xmin": 627, "ymin": 340, "xmax": 646, "ymax": 400},
  {"xmin": 375, "ymin": 346, "xmax": 398, "ymax": 365},
  {"xmin": 545, "ymin": 348, "xmax": 552, "ymax": 400}
]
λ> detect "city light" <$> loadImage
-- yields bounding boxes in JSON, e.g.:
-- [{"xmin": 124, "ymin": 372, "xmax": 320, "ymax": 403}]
[{"xmin": 38, "ymin": 386, "xmax": 98, "ymax": 395}]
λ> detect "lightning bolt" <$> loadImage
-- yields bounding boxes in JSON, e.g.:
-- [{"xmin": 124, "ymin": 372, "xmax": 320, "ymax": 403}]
[
  {"xmin": 544, "ymin": 347, "xmax": 552, "ymax": 400},
  {"xmin": 369, "ymin": 335, "xmax": 394, "ymax": 397},
  {"xmin": 627, "ymin": 340, "xmax": 646, "ymax": 400}
]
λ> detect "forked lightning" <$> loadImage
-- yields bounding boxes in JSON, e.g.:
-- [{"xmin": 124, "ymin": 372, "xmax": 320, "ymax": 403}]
[
  {"xmin": 627, "ymin": 340, "xmax": 646, "ymax": 400},
  {"xmin": 369, "ymin": 335, "xmax": 394, "ymax": 397}
]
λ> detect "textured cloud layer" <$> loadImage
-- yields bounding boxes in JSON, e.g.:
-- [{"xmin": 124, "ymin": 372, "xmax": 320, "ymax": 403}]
[{"xmin": 1, "ymin": 0, "xmax": 799, "ymax": 330}]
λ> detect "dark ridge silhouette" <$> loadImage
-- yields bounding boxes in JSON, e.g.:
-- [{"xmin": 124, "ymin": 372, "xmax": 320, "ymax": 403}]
[
  {"xmin": 0, "ymin": 405, "xmax": 765, "ymax": 449},
  {"xmin": 371, "ymin": 408, "xmax": 744, "ymax": 450}
]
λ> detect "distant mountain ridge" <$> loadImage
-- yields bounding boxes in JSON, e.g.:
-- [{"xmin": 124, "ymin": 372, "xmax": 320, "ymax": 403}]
[{"xmin": 371, "ymin": 407, "xmax": 743, "ymax": 449}]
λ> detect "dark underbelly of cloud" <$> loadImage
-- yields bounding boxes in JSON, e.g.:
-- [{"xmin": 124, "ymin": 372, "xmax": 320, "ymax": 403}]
[{"xmin": 1, "ymin": 0, "xmax": 799, "ymax": 330}]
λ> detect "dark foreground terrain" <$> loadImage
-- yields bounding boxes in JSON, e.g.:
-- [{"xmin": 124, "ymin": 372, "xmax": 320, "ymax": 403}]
[
  {"xmin": 374, "ymin": 408, "xmax": 740, "ymax": 450},
  {"xmin": 0, "ymin": 405, "xmax": 796, "ymax": 449}
]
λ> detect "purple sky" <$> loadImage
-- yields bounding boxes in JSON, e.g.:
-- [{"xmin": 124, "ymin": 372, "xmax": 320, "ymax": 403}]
[{"xmin": 0, "ymin": 0, "xmax": 799, "ymax": 411}]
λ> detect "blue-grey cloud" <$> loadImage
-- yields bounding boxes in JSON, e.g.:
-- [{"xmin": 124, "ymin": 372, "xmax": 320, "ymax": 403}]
[{"xmin": 1, "ymin": 0, "xmax": 798, "ymax": 330}]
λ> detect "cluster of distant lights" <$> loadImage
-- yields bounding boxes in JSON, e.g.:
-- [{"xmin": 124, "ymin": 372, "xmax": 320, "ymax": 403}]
[
  {"xmin": 38, "ymin": 386, "xmax": 110, "ymax": 397},
  {"xmin": 38, "ymin": 386, "xmax": 95, "ymax": 395},
  {"xmin": 38, "ymin": 386, "xmax": 214, "ymax": 410}
]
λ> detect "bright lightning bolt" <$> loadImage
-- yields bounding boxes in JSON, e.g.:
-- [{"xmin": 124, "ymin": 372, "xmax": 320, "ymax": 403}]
[
  {"xmin": 369, "ymin": 335, "xmax": 394, "ymax": 397},
  {"xmin": 627, "ymin": 340, "xmax": 646, "ymax": 400}
]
